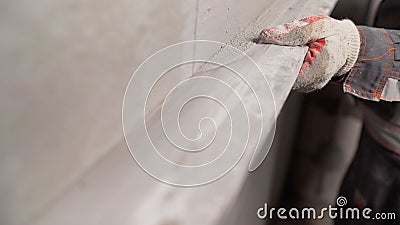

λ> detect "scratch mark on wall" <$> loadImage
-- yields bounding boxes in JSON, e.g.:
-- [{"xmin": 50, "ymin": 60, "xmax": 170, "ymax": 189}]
[
  {"xmin": 194, "ymin": 0, "xmax": 200, "ymax": 40},
  {"xmin": 192, "ymin": 0, "xmax": 200, "ymax": 74},
  {"xmin": 225, "ymin": 7, "xmax": 230, "ymax": 38}
]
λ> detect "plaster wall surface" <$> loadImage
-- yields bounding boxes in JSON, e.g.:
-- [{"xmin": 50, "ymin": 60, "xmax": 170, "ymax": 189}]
[{"xmin": 0, "ymin": 0, "xmax": 337, "ymax": 224}]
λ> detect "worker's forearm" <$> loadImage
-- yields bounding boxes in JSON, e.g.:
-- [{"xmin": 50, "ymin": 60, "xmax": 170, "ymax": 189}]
[{"xmin": 343, "ymin": 26, "xmax": 400, "ymax": 102}]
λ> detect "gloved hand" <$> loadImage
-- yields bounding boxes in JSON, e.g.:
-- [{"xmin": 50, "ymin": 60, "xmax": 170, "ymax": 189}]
[{"xmin": 258, "ymin": 15, "xmax": 360, "ymax": 92}]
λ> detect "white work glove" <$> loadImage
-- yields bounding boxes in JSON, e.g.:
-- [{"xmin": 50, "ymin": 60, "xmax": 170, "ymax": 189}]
[{"xmin": 258, "ymin": 15, "xmax": 360, "ymax": 92}]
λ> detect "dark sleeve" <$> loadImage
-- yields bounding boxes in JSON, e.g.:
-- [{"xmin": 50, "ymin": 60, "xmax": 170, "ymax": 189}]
[{"xmin": 343, "ymin": 26, "xmax": 400, "ymax": 102}]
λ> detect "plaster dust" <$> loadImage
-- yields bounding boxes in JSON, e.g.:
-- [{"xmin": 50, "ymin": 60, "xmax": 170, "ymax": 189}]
[
  {"xmin": 199, "ymin": 0, "xmax": 337, "ymax": 71},
  {"xmin": 196, "ymin": 0, "xmax": 338, "ymax": 116}
]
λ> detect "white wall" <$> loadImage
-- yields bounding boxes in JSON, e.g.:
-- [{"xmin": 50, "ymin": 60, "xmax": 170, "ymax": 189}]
[{"xmin": 0, "ymin": 1, "xmax": 196, "ymax": 224}]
